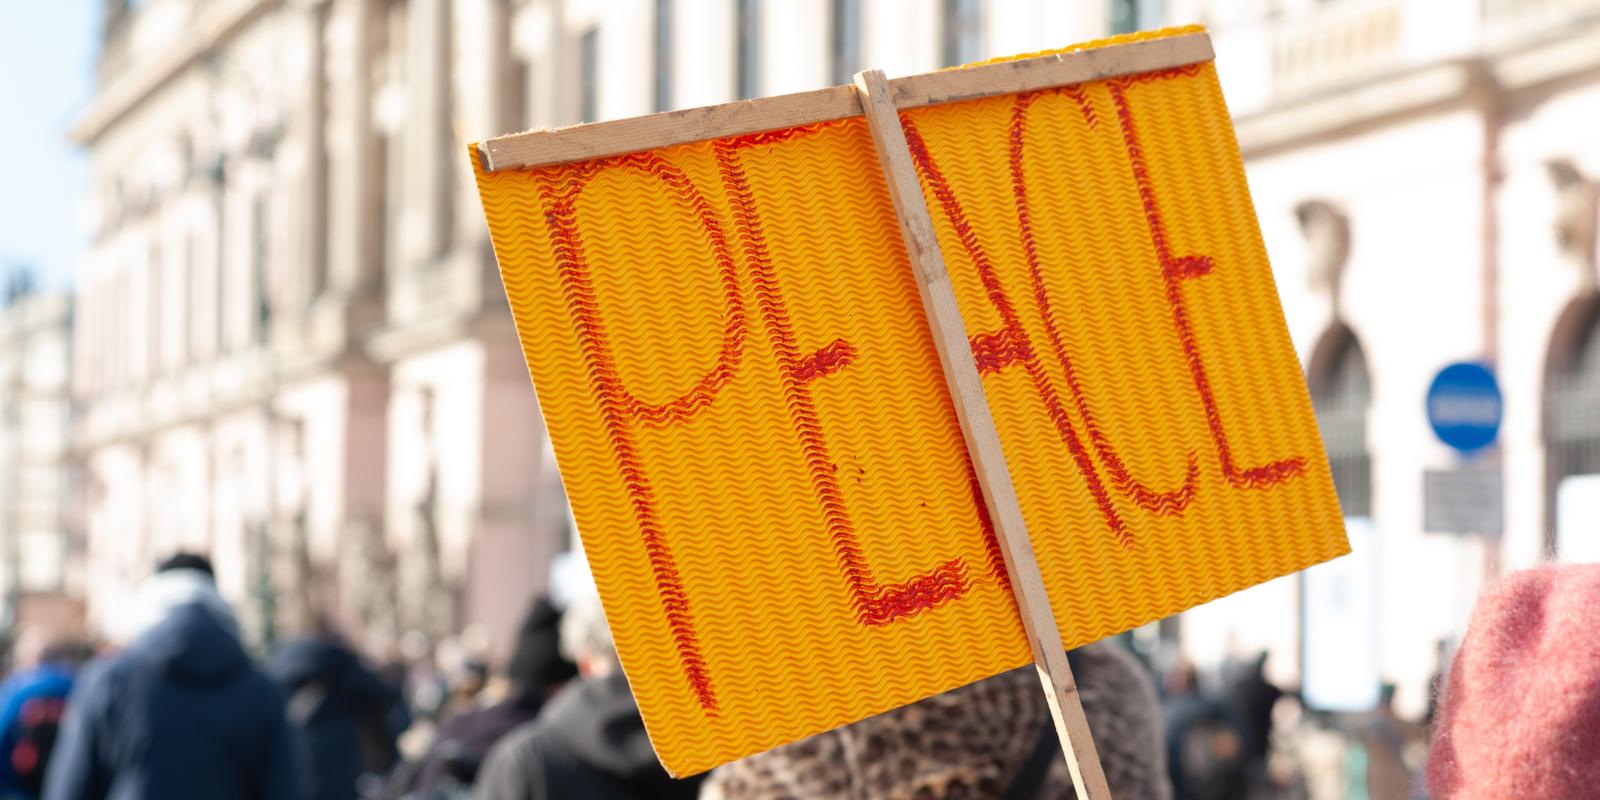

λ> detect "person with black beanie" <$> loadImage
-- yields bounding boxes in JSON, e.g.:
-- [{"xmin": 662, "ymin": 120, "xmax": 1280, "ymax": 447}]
[{"xmin": 383, "ymin": 598, "xmax": 577, "ymax": 797}]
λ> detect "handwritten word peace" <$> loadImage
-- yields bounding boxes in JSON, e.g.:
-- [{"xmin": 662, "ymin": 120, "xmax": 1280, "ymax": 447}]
[{"xmin": 524, "ymin": 67, "xmax": 1303, "ymax": 713}]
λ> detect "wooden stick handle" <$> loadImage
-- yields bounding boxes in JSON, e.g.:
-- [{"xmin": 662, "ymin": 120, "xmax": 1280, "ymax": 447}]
[{"xmin": 852, "ymin": 67, "xmax": 1114, "ymax": 800}]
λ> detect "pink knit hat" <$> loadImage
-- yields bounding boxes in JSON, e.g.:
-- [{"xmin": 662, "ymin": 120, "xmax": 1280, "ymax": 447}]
[{"xmin": 1427, "ymin": 564, "xmax": 1600, "ymax": 799}]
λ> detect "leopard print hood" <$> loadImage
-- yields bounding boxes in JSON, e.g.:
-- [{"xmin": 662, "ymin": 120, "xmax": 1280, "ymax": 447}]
[{"xmin": 700, "ymin": 641, "xmax": 1170, "ymax": 800}]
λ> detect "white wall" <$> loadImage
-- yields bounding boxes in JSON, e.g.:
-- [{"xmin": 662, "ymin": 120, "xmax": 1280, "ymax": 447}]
[
  {"xmin": 1498, "ymin": 78, "xmax": 1600, "ymax": 570},
  {"xmin": 1189, "ymin": 107, "xmax": 1497, "ymax": 715}
]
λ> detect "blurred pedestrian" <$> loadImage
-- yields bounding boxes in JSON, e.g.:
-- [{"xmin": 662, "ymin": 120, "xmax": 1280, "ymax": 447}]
[
  {"xmin": 1361, "ymin": 683, "xmax": 1420, "ymax": 800},
  {"xmin": 386, "ymin": 597, "xmax": 576, "ymax": 798},
  {"xmin": 1163, "ymin": 660, "xmax": 1248, "ymax": 800},
  {"xmin": 1426, "ymin": 564, "xmax": 1600, "ymax": 799},
  {"xmin": 701, "ymin": 641, "xmax": 1169, "ymax": 799},
  {"xmin": 475, "ymin": 591, "xmax": 698, "ymax": 800},
  {"xmin": 376, "ymin": 659, "xmax": 416, "ymax": 736},
  {"xmin": 41, "ymin": 553, "xmax": 300, "ymax": 800},
  {"xmin": 401, "ymin": 634, "xmax": 448, "ymax": 725},
  {"xmin": 1421, "ymin": 639, "xmax": 1451, "ymax": 733},
  {"xmin": 440, "ymin": 660, "xmax": 490, "ymax": 723},
  {"xmin": 1224, "ymin": 652, "xmax": 1281, "ymax": 766},
  {"xmin": 1224, "ymin": 651, "xmax": 1284, "ymax": 797},
  {"xmin": 268, "ymin": 620, "xmax": 402, "ymax": 800},
  {"xmin": 0, "ymin": 640, "xmax": 91, "ymax": 800}
]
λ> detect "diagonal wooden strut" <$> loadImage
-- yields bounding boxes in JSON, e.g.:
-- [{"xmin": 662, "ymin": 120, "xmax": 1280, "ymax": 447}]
[{"xmin": 852, "ymin": 67, "xmax": 1114, "ymax": 800}]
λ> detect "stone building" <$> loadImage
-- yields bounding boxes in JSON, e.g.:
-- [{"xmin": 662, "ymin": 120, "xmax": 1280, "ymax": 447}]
[
  {"xmin": 492, "ymin": 0, "xmax": 1600, "ymax": 717},
  {"xmin": 67, "ymin": 0, "xmax": 1119, "ymax": 657},
  {"xmin": 1167, "ymin": 0, "xmax": 1600, "ymax": 718},
  {"xmin": 69, "ymin": 0, "xmax": 561, "ymax": 656},
  {"xmin": 0, "ymin": 281, "xmax": 80, "ymax": 657},
  {"xmin": 71, "ymin": 0, "xmax": 1600, "ymax": 708}
]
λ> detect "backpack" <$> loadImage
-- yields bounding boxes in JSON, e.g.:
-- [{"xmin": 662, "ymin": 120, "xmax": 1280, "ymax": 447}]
[{"xmin": 10, "ymin": 694, "xmax": 66, "ymax": 795}]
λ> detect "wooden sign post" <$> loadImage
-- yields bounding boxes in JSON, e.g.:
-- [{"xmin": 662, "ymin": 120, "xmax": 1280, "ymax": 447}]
[
  {"xmin": 854, "ymin": 67, "xmax": 1112, "ymax": 799},
  {"xmin": 469, "ymin": 24, "xmax": 1350, "ymax": 786}
]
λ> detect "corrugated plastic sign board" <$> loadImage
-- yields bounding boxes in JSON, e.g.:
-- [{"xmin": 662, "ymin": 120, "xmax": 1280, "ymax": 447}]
[{"xmin": 471, "ymin": 26, "xmax": 1348, "ymax": 777}]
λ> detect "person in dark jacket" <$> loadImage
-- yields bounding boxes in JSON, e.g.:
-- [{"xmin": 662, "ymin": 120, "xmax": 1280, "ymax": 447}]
[
  {"xmin": 1223, "ymin": 651, "xmax": 1283, "ymax": 796},
  {"xmin": 386, "ymin": 597, "xmax": 576, "ymax": 796},
  {"xmin": 1163, "ymin": 661, "xmax": 1249, "ymax": 800},
  {"xmin": 268, "ymin": 628, "xmax": 401, "ymax": 800},
  {"xmin": 41, "ymin": 553, "xmax": 300, "ymax": 800},
  {"xmin": 1223, "ymin": 652, "xmax": 1282, "ymax": 767},
  {"xmin": 474, "ymin": 589, "xmax": 698, "ymax": 800}
]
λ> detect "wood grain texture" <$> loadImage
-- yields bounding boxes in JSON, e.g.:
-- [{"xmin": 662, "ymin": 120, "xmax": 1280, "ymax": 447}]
[
  {"xmin": 479, "ymin": 32, "xmax": 1211, "ymax": 172},
  {"xmin": 482, "ymin": 85, "xmax": 858, "ymax": 172},
  {"xmin": 852, "ymin": 67, "xmax": 1115, "ymax": 800}
]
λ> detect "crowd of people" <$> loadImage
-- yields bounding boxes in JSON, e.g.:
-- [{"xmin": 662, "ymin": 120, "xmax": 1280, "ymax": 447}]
[
  {"xmin": 0, "ymin": 551, "xmax": 656, "ymax": 800},
  {"xmin": 1155, "ymin": 653, "xmax": 1426, "ymax": 799},
  {"xmin": 0, "ymin": 551, "xmax": 1591, "ymax": 799}
]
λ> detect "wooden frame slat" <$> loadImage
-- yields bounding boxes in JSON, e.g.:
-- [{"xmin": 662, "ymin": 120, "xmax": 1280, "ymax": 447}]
[
  {"xmin": 854, "ymin": 65, "xmax": 1115, "ymax": 800},
  {"xmin": 479, "ymin": 31, "xmax": 1212, "ymax": 172}
]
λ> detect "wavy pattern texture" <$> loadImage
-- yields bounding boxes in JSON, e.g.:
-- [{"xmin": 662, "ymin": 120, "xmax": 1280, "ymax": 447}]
[{"xmin": 470, "ymin": 25, "xmax": 1347, "ymax": 778}]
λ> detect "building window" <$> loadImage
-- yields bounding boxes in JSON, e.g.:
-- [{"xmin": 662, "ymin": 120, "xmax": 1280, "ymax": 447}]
[
  {"xmin": 1111, "ymin": 0, "xmax": 1138, "ymax": 34},
  {"xmin": 1111, "ymin": 0, "xmax": 1165, "ymax": 35},
  {"xmin": 252, "ymin": 193, "xmax": 272, "ymax": 347},
  {"xmin": 941, "ymin": 0, "xmax": 983, "ymax": 67},
  {"xmin": 1547, "ymin": 296, "xmax": 1600, "ymax": 550},
  {"xmin": 185, "ymin": 229, "xmax": 201, "ymax": 362},
  {"xmin": 654, "ymin": 0, "xmax": 674, "ymax": 111},
  {"xmin": 579, "ymin": 27, "xmax": 600, "ymax": 123},
  {"xmin": 375, "ymin": 0, "xmax": 405, "ymax": 274},
  {"xmin": 1310, "ymin": 325, "xmax": 1372, "ymax": 517},
  {"xmin": 507, "ymin": 55, "xmax": 532, "ymax": 131},
  {"xmin": 830, "ymin": 0, "xmax": 861, "ymax": 86},
  {"xmin": 148, "ymin": 240, "xmax": 164, "ymax": 375},
  {"xmin": 736, "ymin": 0, "xmax": 761, "ymax": 99}
]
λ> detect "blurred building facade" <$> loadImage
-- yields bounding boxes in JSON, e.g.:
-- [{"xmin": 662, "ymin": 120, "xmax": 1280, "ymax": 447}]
[
  {"xmin": 69, "ymin": 0, "xmax": 566, "ymax": 657},
  {"xmin": 69, "ymin": 0, "xmax": 1600, "ymax": 711},
  {"xmin": 1174, "ymin": 0, "xmax": 1600, "ymax": 719},
  {"xmin": 460, "ymin": 0, "xmax": 1600, "ymax": 717},
  {"xmin": 66, "ymin": 0, "xmax": 1120, "ymax": 657},
  {"xmin": 0, "ymin": 280, "xmax": 81, "ymax": 655}
]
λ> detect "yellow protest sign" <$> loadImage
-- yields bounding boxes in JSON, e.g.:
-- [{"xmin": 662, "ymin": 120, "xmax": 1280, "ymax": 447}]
[{"xmin": 471, "ymin": 25, "xmax": 1348, "ymax": 777}]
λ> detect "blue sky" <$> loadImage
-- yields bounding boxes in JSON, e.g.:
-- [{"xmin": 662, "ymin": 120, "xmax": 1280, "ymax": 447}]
[{"xmin": 0, "ymin": 2, "xmax": 98, "ymax": 289}]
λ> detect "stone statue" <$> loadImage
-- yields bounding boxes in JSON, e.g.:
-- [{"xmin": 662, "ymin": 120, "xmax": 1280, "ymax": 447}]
[
  {"xmin": 1547, "ymin": 158, "xmax": 1598, "ymax": 291},
  {"xmin": 1295, "ymin": 199, "xmax": 1351, "ymax": 314}
]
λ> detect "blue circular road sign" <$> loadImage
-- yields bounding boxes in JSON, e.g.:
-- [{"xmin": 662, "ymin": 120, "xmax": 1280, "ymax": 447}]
[{"xmin": 1427, "ymin": 362, "xmax": 1502, "ymax": 454}]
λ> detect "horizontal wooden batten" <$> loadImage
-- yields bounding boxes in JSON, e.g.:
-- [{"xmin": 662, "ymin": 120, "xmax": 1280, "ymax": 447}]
[{"xmin": 478, "ymin": 31, "xmax": 1213, "ymax": 172}]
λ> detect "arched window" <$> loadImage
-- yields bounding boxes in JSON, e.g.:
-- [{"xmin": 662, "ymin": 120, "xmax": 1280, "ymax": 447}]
[
  {"xmin": 1309, "ymin": 325, "xmax": 1372, "ymax": 517},
  {"xmin": 1546, "ymin": 294, "xmax": 1600, "ymax": 554},
  {"xmin": 1301, "ymin": 324, "xmax": 1378, "ymax": 712}
]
